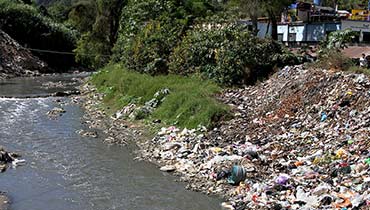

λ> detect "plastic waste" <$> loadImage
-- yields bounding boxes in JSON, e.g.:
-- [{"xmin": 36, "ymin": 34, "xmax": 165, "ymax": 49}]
[
  {"xmin": 216, "ymin": 169, "xmax": 231, "ymax": 181},
  {"xmin": 321, "ymin": 112, "xmax": 327, "ymax": 122},
  {"xmin": 275, "ymin": 174, "xmax": 290, "ymax": 186},
  {"xmin": 227, "ymin": 165, "xmax": 247, "ymax": 185},
  {"xmin": 365, "ymin": 158, "xmax": 370, "ymax": 165},
  {"xmin": 11, "ymin": 159, "xmax": 25, "ymax": 167},
  {"xmin": 295, "ymin": 186, "xmax": 319, "ymax": 208},
  {"xmin": 312, "ymin": 183, "xmax": 331, "ymax": 195}
]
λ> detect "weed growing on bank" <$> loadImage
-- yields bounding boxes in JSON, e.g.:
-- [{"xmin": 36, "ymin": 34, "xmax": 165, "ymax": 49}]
[{"xmin": 91, "ymin": 65, "xmax": 229, "ymax": 129}]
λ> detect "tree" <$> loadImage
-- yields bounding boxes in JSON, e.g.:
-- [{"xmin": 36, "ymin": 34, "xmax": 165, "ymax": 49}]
[
  {"xmin": 231, "ymin": 0, "xmax": 293, "ymax": 39},
  {"xmin": 74, "ymin": 0, "xmax": 126, "ymax": 68},
  {"xmin": 262, "ymin": 0, "xmax": 294, "ymax": 40},
  {"xmin": 68, "ymin": 0, "xmax": 97, "ymax": 32},
  {"xmin": 229, "ymin": 0, "xmax": 262, "ymax": 36}
]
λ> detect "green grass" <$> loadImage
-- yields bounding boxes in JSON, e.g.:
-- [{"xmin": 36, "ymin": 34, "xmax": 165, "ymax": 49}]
[
  {"xmin": 347, "ymin": 66, "xmax": 370, "ymax": 76},
  {"xmin": 91, "ymin": 64, "xmax": 229, "ymax": 129}
]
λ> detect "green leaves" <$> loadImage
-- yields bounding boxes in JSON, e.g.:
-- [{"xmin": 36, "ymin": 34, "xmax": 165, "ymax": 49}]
[
  {"xmin": 325, "ymin": 29, "xmax": 358, "ymax": 50},
  {"xmin": 169, "ymin": 22, "xmax": 293, "ymax": 86}
]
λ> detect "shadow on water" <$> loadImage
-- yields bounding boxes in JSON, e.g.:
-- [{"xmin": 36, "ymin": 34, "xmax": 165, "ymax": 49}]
[{"xmin": 0, "ymin": 75, "xmax": 222, "ymax": 210}]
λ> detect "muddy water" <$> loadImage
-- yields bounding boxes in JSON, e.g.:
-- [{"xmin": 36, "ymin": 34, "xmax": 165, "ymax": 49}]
[{"xmin": 0, "ymin": 75, "xmax": 221, "ymax": 210}]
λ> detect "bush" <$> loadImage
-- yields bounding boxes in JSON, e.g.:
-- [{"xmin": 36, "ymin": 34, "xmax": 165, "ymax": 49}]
[
  {"xmin": 0, "ymin": 0, "xmax": 78, "ymax": 70},
  {"xmin": 169, "ymin": 22, "xmax": 292, "ymax": 86},
  {"xmin": 314, "ymin": 48, "xmax": 354, "ymax": 71},
  {"xmin": 122, "ymin": 15, "xmax": 189, "ymax": 75},
  {"xmin": 112, "ymin": 0, "xmax": 177, "ymax": 64},
  {"xmin": 74, "ymin": 31, "xmax": 111, "ymax": 69},
  {"xmin": 91, "ymin": 64, "xmax": 229, "ymax": 128},
  {"xmin": 111, "ymin": 0, "xmax": 224, "ymax": 74}
]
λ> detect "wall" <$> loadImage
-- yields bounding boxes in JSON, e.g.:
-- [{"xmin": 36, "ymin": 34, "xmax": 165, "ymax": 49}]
[
  {"xmin": 289, "ymin": 25, "xmax": 305, "ymax": 42},
  {"xmin": 342, "ymin": 20, "xmax": 370, "ymax": 32}
]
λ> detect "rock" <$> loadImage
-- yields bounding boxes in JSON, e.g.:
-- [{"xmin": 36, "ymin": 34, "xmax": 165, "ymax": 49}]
[
  {"xmin": 53, "ymin": 90, "xmax": 80, "ymax": 97},
  {"xmin": 160, "ymin": 165, "xmax": 176, "ymax": 172},
  {"xmin": 47, "ymin": 107, "xmax": 66, "ymax": 118},
  {"xmin": 77, "ymin": 130, "xmax": 98, "ymax": 138},
  {"xmin": 0, "ymin": 151, "xmax": 14, "ymax": 163},
  {"xmin": 0, "ymin": 147, "xmax": 23, "ymax": 172},
  {"xmin": 0, "ymin": 165, "xmax": 7, "ymax": 173}
]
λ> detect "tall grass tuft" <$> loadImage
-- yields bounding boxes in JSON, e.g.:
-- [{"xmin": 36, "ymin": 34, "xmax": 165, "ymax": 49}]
[{"xmin": 91, "ymin": 64, "xmax": 229, "ymax": 129}]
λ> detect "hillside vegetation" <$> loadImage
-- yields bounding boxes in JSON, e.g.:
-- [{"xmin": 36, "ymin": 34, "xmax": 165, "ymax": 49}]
[
  {"xmin": 0, "ymin": 0, "xmax": 77, "ymax": 69},
  {"xmin": 0, "ymin": 0, "xmax": 300, "ymax": 128}
]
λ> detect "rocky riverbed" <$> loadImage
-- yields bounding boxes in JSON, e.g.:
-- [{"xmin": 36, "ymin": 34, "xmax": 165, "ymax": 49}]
[
  {"xmin": 74, "ymin": 83, "xmax": 146, "ymax": 146},
  {"xmin": 78, "ymin": 65, "xmax": 370, "ymax": 210}
]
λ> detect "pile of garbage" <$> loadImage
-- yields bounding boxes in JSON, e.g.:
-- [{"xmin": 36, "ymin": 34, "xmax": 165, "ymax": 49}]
[
  {"xmin": 138, "ymin": 65, "xmax": 370, "ymax": 209},
  {"xmin": 0, "ymin": 30, "xmax": 48, "ymax": 79},
  {"xmin": 114, "ymin": 88, "xmax": 170, "ymax": 120}
]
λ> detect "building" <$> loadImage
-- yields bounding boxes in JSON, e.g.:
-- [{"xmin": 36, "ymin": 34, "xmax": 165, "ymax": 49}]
[
  {"xmin": 342, "ymin": 20, "xmax": 370, "ymax": 43},
  {"xmin": 255, "ymin": 0, "xmax": 370, "ymax": 44}
]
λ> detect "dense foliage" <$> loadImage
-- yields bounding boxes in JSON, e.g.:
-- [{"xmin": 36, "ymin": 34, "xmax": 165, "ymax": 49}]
[
  {"xmin": 112, "ymin": 0, "xmax": 224, "ymax": 74},
  {"xmin": 0, "ymin": 0, "xmax": 77, "ymax": 69},
  {"xmin": 169, "ymin": 22, "xmax": 298, "ymax": 85},
  {"xmin": 324, "ymin": 29, "xmax": 358, "ymax": 50},
  {"xmin": 1, "ymin": 0, "xmax": 299, "ymax": 85},
  {"xmin": 73, "ymin": 0, "xmax": 125, "ymax": 68}
]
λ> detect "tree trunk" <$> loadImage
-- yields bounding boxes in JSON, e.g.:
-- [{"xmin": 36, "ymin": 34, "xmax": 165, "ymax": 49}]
[
  {"xmin": 268, "ymin": 9, "xmax": 278, "ymax": 40},
  {"xmin": 251, "ymin": 15, "xmax": 258, "ymax": 36},
  {"xmin": 109, "ymin": 0, "xmax": 126, "ymax": 48}
]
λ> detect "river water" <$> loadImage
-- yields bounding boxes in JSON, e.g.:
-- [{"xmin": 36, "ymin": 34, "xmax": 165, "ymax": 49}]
[{"xmin": 0, "ymin": 75, "xmax": 221, "ymax": 210}]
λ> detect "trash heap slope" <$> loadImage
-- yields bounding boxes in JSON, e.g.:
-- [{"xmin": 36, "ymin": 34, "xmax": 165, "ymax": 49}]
[
  {"xmin": 207, "ymin": 65, "xmax": 370, "ymax": 209},
  {"xmin": 139, "ymin": 65, "xmax": 370, "ymax": 210},
  {"xmin": 0, "ymin": 29, "xmax": 48, "ymax": 79}
]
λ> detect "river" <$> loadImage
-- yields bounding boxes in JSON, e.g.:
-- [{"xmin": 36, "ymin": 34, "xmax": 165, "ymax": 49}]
[{"xmin": 0, "ymin": 75, "xmax": 221, "ymax": 210}]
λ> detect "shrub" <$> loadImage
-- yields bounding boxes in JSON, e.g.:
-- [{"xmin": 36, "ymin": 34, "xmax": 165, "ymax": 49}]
[
  {"xmin": 122, "ymin": 15, "xmax": 189, "ymax": 75},
  {"xmin": 111, "ymin": 0, "xmax": 224, "ymax": 74},
  {"xmin": 169, "ymin": 22, "xmax": 292, "ymax": 86},
  {"xmin": 111, "ymin": 0, "xmax": 177, "ymax": 64},
  {"xmin": 323, "ymin": 28, "xmax": 358, "ymax": 50},
  {"xmin": 0, "ymin": 0, "xmax": 78, "ymax": 70},
  {"xmin": 314, "ymin": 48, "xmax": 354, "ymax": 71},
  {"xmin": 74, "ymin": 31, "xmax": 111, "ymax": 69}
]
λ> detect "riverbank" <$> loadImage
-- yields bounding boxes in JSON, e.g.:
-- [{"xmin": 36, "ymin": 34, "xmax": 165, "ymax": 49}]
[{"xmin": 80, "ymin": 65, "xmax": 370, "ymax": 209}]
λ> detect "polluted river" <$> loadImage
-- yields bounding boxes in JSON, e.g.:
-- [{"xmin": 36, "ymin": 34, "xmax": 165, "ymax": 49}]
[{"xmin": 0, "ymin": 74, "xmax": 221, "ymax": 210}]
